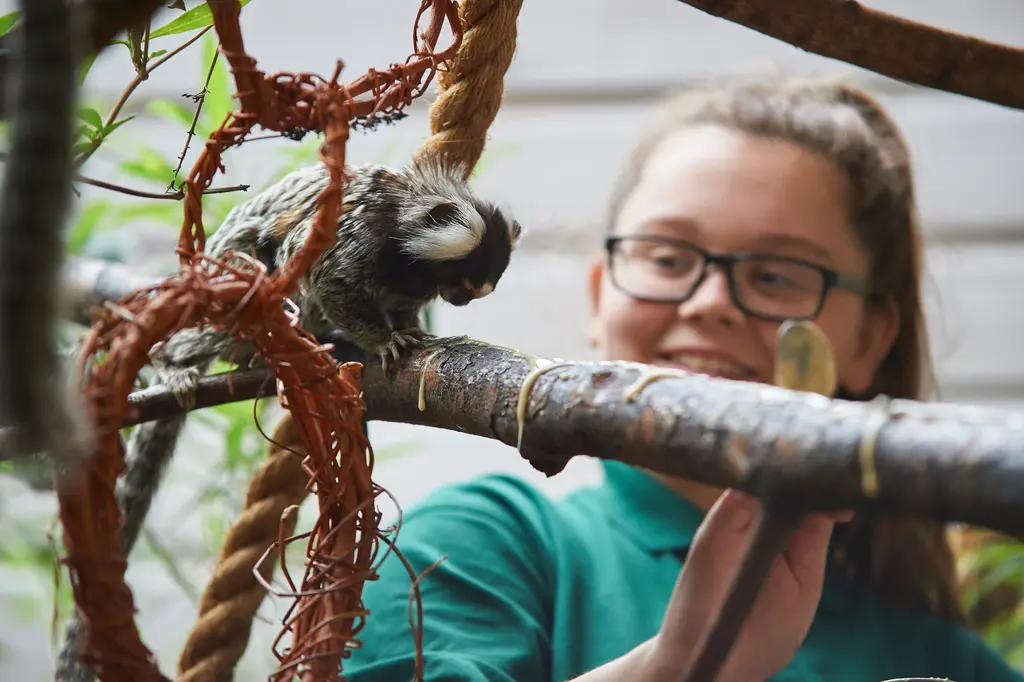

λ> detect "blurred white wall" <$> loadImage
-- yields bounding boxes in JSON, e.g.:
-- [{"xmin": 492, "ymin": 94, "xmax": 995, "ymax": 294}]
[{"xmin": 1, "ymin": 1, "xmax": 1023, "ymax": 679}]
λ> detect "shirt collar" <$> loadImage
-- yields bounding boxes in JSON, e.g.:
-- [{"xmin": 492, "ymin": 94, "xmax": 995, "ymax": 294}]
[{"xmin": 596, "ymin": 459, "xmax": 851, "ymax": 615}]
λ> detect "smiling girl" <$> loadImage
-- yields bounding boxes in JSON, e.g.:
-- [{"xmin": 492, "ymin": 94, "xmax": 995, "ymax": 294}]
[{"xmin": 343, "ymin": 79, "xmax": 1024, "ymax": 681}]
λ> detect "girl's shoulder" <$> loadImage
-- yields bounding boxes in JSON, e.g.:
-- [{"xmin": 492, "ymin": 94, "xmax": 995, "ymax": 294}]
[{"xmin": 814, "ymin": 574, "xmax": 1024, "ymax": 682}]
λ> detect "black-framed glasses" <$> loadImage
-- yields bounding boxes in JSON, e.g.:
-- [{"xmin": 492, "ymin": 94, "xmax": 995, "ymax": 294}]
[{"xmin": 604, "ymin": 235, "xmax": 872, "ymax": 322}]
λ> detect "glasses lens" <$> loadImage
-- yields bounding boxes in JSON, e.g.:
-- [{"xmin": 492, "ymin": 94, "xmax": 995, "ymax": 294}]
[
  {"xmin": 610, "ymin": 238, "xmax": 705, "ymax": 300},
  {"xmin": 734, "ymin": 258, "xmax": 826, "ymax": 318}
]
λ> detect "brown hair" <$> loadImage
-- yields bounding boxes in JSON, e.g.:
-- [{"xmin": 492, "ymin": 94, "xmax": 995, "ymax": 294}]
[{"xmin": 606, "ymin": 76, "xmax": 964, "ymax": 623}]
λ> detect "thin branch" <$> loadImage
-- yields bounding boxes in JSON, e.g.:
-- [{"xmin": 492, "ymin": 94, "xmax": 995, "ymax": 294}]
[
  {"xmin": 677, "ymin": 0, "xmax": 1024, "ymax": 110},
  {"xmin": 168, "ymin": 38, "xmax": 222, "ymax": 191},
  {"xmin": 73, "ymin": 174, "xmax": 249, "ymax": 200},
  {"xmin": 60, "ymin": 258, "xmax": 158, "ymax": 328},
  {"xmin": 73, "ymin": 25, "xmax": 213, "ymax": 169}
]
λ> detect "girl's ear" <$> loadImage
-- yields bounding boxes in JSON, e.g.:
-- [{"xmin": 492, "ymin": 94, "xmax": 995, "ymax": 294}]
[
  {"xmin": 586, "ymin": 252, "xmax": 606, "ymax": 349},
  {"xmin": 587, "ymin": 252, "xmax": 604, "ymax": 314},
  {"xmin": 844, "ymin": 296, "xmax": 900, "ymax": 394}
]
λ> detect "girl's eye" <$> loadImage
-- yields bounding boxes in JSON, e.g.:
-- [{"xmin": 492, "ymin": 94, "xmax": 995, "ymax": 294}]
[
  {"xmin": 648, "ymin": 249, "xmax": 695, "ymax": 273},
  {"xmin": 754, "ymin": 270, "xmax": 796, "ymax": 287},
  {"xmin": 746, "ymin": 262, "xmax": 821, "ymax": 292}
]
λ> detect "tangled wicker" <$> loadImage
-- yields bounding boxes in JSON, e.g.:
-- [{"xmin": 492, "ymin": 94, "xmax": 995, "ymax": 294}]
[{"xmin": 49, "ymin": 1, "xmax": 512, "ymax": 680}]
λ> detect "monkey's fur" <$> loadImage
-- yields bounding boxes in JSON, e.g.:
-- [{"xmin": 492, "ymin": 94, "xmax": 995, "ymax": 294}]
[
  {"xmin": 54, "ymin": 156, "xmax": 523, "ymax": 682},
  {"xmin": 154, "ymin": 156, "xmax": 523, "ymax": 397}
]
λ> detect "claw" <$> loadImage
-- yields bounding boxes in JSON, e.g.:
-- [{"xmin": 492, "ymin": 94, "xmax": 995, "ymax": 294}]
[
  {"xmin": 375, "ymin": 328, "xmax": 426, "ymax": 377},
  {"xmin": 162, "ymin": 366, "xmax": 201, "ymax": 413}
]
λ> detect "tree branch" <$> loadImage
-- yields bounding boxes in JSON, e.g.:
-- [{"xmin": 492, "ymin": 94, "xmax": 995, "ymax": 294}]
[
  {"xmin": 91, "ymin": 336, "xmax": 1024, "ymax": 545},
  {"xmin": 74, "ymin": 174, "xmax": 249, "ymax": 200},
  {"xmin": 60, "ymin": 257, "xmax": 160, "ymax": 327},
  {"xmin": 677, "ymin": 0, "xmax": 1024, "ymax": 111},
  {"xmin": 51, "ymin": 256, "xmax": 1024, "ymax": 543}
]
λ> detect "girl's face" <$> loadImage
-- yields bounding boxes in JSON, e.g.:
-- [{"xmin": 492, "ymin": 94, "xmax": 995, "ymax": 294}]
[{"xmin": 588, "ymin": 125, "xmax": 899, "ymax": 398}]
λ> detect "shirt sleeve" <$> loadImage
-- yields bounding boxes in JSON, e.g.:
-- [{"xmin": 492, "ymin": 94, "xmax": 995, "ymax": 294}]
[{"xmin": 341, "ymin": 475, "xmax": 557, "ymax": 682}]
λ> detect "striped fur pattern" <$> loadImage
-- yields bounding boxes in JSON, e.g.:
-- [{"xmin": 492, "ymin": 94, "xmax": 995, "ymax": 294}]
[{"xmin": 155, "ymin": 156, "xmax": 522, "ymax": 378}]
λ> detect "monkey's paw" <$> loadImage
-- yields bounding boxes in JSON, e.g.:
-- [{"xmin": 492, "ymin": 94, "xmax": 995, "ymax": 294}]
[
  {"xmin": 376, "ymin": 328, "xmax": 426, "ymax": 375},
  {"xmin": 162, "ymin": 366, "xmax": 202, "ymax": 413}
]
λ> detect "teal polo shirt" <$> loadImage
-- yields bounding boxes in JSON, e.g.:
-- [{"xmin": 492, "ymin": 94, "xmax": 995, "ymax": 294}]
[{"xmin": 343, "ymin": 460, "xmax": 1024, "ymax": 681}]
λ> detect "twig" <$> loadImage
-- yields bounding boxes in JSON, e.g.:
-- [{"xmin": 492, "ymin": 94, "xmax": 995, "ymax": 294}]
[
  {"xmin": 168, "ymin": 37, "xmax": 222, "ymax": 191},
  {"xmin": 60, "ymin": 258, "xmax": 158, "ymax": 328},
  {"xmin": 676, "ymin": 0, "xmax": 1024, "ymax": 111},
  {"xmin": 73, "ymin": 25, "xmax": 213, "ymax": 169},
  {"xmin": 74, "ymin": 174, "xmax": 249, "ymax": 200}
]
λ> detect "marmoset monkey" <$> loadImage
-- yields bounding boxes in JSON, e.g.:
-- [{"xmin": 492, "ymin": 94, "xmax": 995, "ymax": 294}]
[{"xmin": 153, "ymin": 156, "xmax": 523, "ymax": 404}]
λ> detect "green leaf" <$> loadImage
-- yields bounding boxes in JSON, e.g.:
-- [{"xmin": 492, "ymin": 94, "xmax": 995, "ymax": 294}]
[
  {"xmin": 66, "ymin": 200, "xmax": 113, "ymax": 254},
  {"xmin": 0, "ymin": 11, "xmax": 20, "ymax": 37},
  {"xmin": 71, "ymin": 140, "xmax": 95, "ymax": 157},
  {"xmin": 198, "ymin": 32, "xmax": 234, "ymax": 135},
  {"xmin": 76, "ymin": 52, "xmax": 98, "ymax": 86},
  {"xmin": 149, "ymin": 49, "xmax": 168, "ymax": 59},
  {"xmin": 103, "ymin": 114, "xmax": 136, "ymax": 138},
  {"xmin": 76, "ymin": 107, "xmax": 103, "ymax": 131},
  {"xmin": 118, "ymin": 146, "xmax": 176, "ymax": 184},
  {"xmin": 147, "ymin": 98, "xmax": 195, "ymax": 128},
  {"xmin": 105, "ymin": 201, "xmax": 183, "ymax": 227},
  {"xmin": 149, "ymin": 0, "xmax": 253, "ymax": 40}
]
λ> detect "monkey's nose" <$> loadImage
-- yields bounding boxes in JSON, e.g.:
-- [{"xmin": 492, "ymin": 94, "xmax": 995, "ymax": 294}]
[{"xmin": 462, "ymin": 278, "xmax": 494, "ymax": 299}]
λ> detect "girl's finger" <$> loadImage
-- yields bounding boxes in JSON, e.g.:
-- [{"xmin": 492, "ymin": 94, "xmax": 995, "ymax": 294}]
[
  {"xmin": 696, "ymin": 489, "xmax": 759, "ymax": 539},
  {"xmin": 782, "ymin": 513, "xmax": 841, "ymax": 582}
]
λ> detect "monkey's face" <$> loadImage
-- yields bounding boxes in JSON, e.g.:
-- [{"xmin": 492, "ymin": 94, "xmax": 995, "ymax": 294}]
[
  {"xmin": 433, "ymin": 251, "xmax": 499, "ymax": 306},
  {"xmin": 431, "ymin": 211, "xmax": 520, "ymax": 306},
  {"xmin": 439, "ymin": 278, "xmax": 495, "ymax": 306}
]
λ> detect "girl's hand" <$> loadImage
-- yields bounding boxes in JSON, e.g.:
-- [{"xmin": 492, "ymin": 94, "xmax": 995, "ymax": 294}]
[{"xmin": 651, "ymin": 489, "xmax": 854, "ymax": 682}]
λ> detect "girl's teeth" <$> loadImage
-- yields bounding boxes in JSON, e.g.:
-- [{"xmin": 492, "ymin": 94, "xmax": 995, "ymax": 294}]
[{"xmin": 664, "ymin": 355, "xmax": 751, "ymax": 378}]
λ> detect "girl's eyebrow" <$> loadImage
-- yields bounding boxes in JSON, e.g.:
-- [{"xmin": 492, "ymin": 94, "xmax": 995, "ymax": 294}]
[
  {"xmin": 629, "ymin": 219, "xmax": 839, "ymax": 265},
  {"xmin": 753, "ymin": 232, "xmax": 835, "ymax": 264},
  {"xmin": 629, "ymin": 216, "xmax": 701, "ymax": 238}
]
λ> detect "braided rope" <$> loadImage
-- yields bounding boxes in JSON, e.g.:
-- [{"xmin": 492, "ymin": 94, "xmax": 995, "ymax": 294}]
[
  {"xmin": 412, "ymin": 0, "xmax": 524, "ymax": 177},
  {"xmin": 172, "ymin": 2, "xmax": 524, "ymax": 677},
  {"xmin": 176, "ymin": 414, "xmax": 309, "ymax": 682}
]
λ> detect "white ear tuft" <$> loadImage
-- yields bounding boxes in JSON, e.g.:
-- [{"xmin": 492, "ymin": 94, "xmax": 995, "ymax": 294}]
[
  {"xmin": 508, "ymin": 218, "xmax": 523, "ymax": 249},
  {"xmin": 402, "ymin": 201, "xmax": 486, "ymax": 261}
]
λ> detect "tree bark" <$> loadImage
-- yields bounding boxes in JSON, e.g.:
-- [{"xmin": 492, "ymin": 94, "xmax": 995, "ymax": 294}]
[
  {"xmin": 677, "ymin": 0, "xmax": 1024, "ymax": 111},
  {"xmin": 51, "ymin": 256, "xmax": 1024, "ymax": 543}
]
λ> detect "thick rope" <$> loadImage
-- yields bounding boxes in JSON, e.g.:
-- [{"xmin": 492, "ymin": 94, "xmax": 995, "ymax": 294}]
[
  {"xmin": 177, "ymin": 413, "xmax": 309, "ymax": 682},
  {"xmin": 173, "ymin": 3, "xmax": 523, "ymax": 675},
  {"xmin": 412, "ymin": 0, "xmax": 524, "ymax": 178}
]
